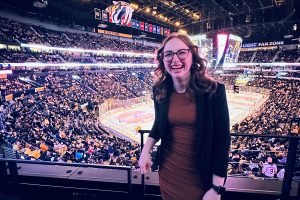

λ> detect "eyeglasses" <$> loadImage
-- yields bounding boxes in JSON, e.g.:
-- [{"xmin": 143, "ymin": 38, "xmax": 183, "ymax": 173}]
[{"xmin": 161, "ymin": 49, "xmax": 190, "ymax": 62}]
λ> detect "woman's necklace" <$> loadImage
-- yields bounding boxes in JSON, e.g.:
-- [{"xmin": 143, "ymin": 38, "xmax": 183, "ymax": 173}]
[{"xmin": 174, "ymin": 86, "xmax": 187, "ymax": 93}]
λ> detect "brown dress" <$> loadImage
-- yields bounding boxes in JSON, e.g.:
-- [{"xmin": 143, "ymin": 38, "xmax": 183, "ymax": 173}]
[{"xmin": 159, "ymin": 90, "xmax": 207, "ymax": 200}]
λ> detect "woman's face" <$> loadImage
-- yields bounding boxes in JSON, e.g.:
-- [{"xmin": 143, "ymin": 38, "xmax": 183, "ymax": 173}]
[{"xmin": 162, "ymin": 37, "xmax": 193, "ymax": 81}]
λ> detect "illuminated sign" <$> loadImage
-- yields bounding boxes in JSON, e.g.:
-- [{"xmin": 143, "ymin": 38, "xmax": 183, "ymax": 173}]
[
  {"xmin": 243, "ymin": 41, "xmax": 284, "ymax": 48},
  {"xmin": 242, "ymin": 43, "xmax": 257, "ymax": 48},
  {"xmin": 258, "ymin": 41, "xmax": 284, "ymax": 47},
  {"xmin": 98, "ymin": 29, "xmax": 132, "ymax": 38}
]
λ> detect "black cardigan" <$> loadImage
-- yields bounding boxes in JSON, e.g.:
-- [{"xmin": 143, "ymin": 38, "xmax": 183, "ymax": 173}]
[{"xmin": 148, "ymin": 83, "xmax": 230, "ymax": 187}]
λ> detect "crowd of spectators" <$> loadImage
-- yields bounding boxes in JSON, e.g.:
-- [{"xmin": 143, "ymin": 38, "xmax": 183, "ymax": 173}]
[
  {"xmin": 0, "ymin": 17, "xmax": 44, "ymax": 44},
  {"xmin": 238, "ymin": 51, "xmax": 254, "ymax": 63},
  {"xmin": 234, "ymin": 79, "xmax": 300, "ymax": 135},
  {"xmin": 0, "ymin": 78, "xmax": 33, "ymax": 96},
  {"xmin": 0, "ymin": 17, "xmax": 156, "ymax": 53},
  {"xmin": 0, "ymin": 49, "xmax": 153, "ymax": 65},
  {"xmin": 213, "ymin": 75, "xmax": 299, "ymax": 178},
  {"xmin": 1, "ymin": 72, "xmax": 145, "ymax": 167},
  {"xmin": 253, "ymin": 49, "xmax": 279, "ymax": 63},
  {"xmin": 238, "ymin": 48, "xmax": 300, "ymax": 64},
  {"xmin": 0, "ymin": 49, "xmax": 37, "ymax": 63},
  {"xmin": 275, "ymin": 49, "xmax": 300, "ymax": 62},
  {"xmin": 112, "ymin": 71, "xmax": 152, "ymax": 96},
  {"xmin": 80, "ymin": 72, "xmax": 136, "ymax": 101}
]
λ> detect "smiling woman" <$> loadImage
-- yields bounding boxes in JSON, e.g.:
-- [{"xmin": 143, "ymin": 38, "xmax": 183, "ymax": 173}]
[{"xmin": 138, "ymin": 33, "xmax": 230, "ymax": 200}]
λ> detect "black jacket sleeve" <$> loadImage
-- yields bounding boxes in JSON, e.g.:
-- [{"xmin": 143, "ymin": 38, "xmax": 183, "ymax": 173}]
[
  {"xmin": 211, "ymin": 83, "xmax": 231, "ymax": 177},
  {"xmin": 148, "ymin": 88, "xmax": 161, "ymax": 141}
]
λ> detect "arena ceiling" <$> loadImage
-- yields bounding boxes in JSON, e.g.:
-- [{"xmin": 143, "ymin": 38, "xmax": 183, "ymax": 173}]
[
  {"xmin": 73, "ymin": 0, "xmax": 300, "ymax": 41},
  {"xmin": 0, "ymin": 0, "xmax": 299, "ymax": 42},
  {"xmin": 126, "ymin": 0, "xmax": 300, "ymax": 41}
]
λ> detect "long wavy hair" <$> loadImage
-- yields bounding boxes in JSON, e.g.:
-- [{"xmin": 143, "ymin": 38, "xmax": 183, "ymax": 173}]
[{"xmin": 154, "ymin": 33, "xmax": 217, "ymax": 102}]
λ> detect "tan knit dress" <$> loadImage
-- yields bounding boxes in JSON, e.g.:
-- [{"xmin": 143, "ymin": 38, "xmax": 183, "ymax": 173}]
[{"xmin": 159, "ymin": 90, "xmax": 207, "ymax": 200}]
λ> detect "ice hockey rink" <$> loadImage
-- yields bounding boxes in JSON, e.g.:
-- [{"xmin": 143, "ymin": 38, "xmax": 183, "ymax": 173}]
[{"xmin": 100, "ymin": 90, "xmax": 269, "ymax": 143}]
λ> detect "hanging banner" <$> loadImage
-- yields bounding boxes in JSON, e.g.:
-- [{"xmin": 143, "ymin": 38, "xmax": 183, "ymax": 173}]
[
  {"xmin": 149, "ymin": 24, "xmax": 153, "ymax": 32},
  {"xmin": 165, "ymin": 29, "xmax": 170, "ymax": 36},
  {"xmin": 127, "ymin": 19, "xmax": 132, "ymax": 27},
  {"xmin": 153, "ymin": 25, "xmax": 157, "ymax": 34},
  {"xmin": 94, "ymin": 8, "xmax": 101, "ymax": 20},
  {"xmin": 98, "ymin": 29, "xmax": 132, "ymax": 38},
  {"xmin": 140, "ymin": 21, "xmax": 145, "ymax": 31},
  {"xmin": 102, "ymin": 10, "xmax": 108, "ymax": 21},
  {"xmin": 157, "ymin": 26, "xmax": 160, "ymax": 35},
  {"xmin": 132, "ymin": 19, "xmax": 136, "ymax": 29},
  {"xmin": 160, "ymin": 27, "xmax": 164, "ymax": 35},
  {"xmin": 136, "ymin": 20, "xmax": 140, "ymax": 29}
]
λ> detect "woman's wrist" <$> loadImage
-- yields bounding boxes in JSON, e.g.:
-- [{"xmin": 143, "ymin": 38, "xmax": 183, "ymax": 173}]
[{"xmin": 141, "ymin": 148, "xmax": 150, "ymax": 154}]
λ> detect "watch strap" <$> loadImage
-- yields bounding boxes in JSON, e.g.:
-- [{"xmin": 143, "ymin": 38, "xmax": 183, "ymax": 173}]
[{"xmin": 211, "ymin": 184, "xmax": 226, "ymax": 194}]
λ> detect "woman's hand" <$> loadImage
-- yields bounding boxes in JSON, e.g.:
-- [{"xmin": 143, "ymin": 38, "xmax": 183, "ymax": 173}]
[
  {"xmin": 202, "ymin": 188, "xmax": 221, "ymax": 200},
  {"xmin": 138, "ymin": 151, "xmax": 152, "ymax": 174}
]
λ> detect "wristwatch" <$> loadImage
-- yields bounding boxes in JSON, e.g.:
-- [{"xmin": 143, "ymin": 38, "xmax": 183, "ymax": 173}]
[{"xmin": 211, "ymin": 184, "xmax": 226, "ymax": 194}]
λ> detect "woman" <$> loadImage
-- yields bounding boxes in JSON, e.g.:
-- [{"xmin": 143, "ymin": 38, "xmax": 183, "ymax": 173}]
[{"xmin": 138, "ymin": 33, "xmax": 230, "ymax": 200}]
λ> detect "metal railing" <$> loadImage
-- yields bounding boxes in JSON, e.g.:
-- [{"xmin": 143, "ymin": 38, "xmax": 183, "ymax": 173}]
[
  {"xmin": 138, "ymin": 130, "xmax": 300, "ymax": 200},
  {"xmin": 0, "ymin": 158, "xmax": 133, "ymax": 199}
]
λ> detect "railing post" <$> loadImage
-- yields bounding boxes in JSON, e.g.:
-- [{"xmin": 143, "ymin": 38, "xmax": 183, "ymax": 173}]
[
  {"xmin": 127, "ymin": 168, "xmax": 132, "ymax": 200},
  {"xmin": 280, "ymin": 136, "xmax": 298, "ymax": 200},
  {"xmin": 0, "ymin": 160, "xmax": 18, "ymax": 193},
  {"xmin": 0, "ymin": 160, "xmax": 8, "ymax": 184},
  {"xmin": 138, "ymin": 130, "xmax": 145, "ymax": 199}
]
